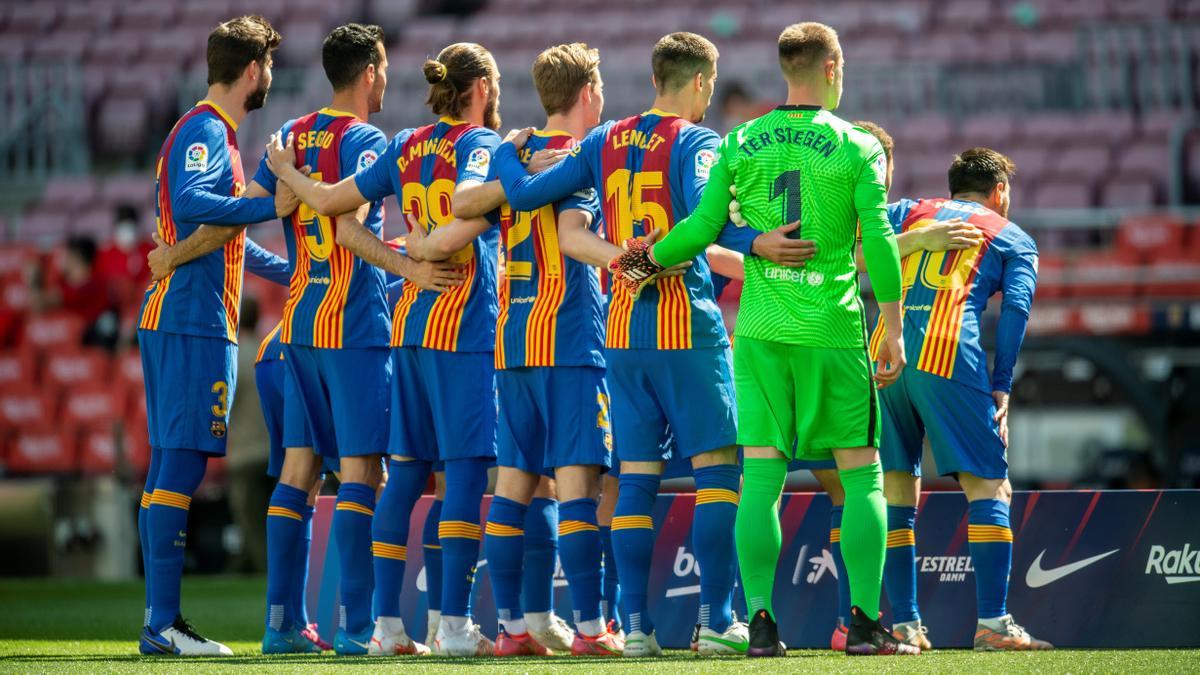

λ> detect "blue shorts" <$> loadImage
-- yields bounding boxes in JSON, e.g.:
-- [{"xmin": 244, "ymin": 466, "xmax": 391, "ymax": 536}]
[
  {"xmin": 879, "ymin": 369, "xmax": 1008, "ymax": 480},
  {"xmin": 282, "ymin": 344, "xmax": 391, "ymax": 460},
  {"xmin": 496, "ymin": 366, "xmax": 612, "ymax": 476},
  {"xmin": 389, "ymin": 347, "xmax": 497, "ymax": 462},
  {"xmin": 138, "ymin": 329, "xmax": 237, "ymax": 456},
  {"xmin": 257, "ymin": 358, "xmax": 323, "ymax": 478},
  {"xmin": 605, "ymin": 347, "xmax": 737, "ymax": 464}
]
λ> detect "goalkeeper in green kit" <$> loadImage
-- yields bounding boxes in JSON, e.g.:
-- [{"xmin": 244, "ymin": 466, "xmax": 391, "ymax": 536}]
[{"xmin": 610, "ymin": 22, "xmax": 917, "ymax": 657}]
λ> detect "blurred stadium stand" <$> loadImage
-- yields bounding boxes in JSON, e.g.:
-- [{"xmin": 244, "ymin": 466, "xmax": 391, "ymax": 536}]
[{"xmin": 0, "ymin": 0, "xmax": 1198, "ymax": 575}]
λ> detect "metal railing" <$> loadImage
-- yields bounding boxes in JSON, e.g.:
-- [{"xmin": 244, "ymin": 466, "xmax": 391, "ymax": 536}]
[{"xmin": 0, "ymin": 62, "xmax": 87, "ymax": 191}]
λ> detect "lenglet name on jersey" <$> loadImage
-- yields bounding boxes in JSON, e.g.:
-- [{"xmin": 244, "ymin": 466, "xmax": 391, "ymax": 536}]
[{"xmin": 610, "ymin": 128, "xmax": 666, "ymax": 152}]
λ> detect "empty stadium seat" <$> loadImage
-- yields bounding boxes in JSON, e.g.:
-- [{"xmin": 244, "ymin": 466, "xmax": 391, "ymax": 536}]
[
  {"xmin": 22, "ymin": 313, "xmax": 85, "ymax": 350},
  {"xmin": 0, "ymin": 387, "xmax": 56, "ymax": 432},
  {"xmin": 1116, "ymin": 214, "xmax": 1188, "ymax": 258},
  {"xmin": 1068, "ymin": 249, "xmax": 1142, "ymax": 297},
  {"xmin": 79, "ymin": 427, "xmax": 117, "ymax": 474},
  {"xmin": 0, "ymin": 351, "xmax": 36, "ymax": 388},
  {"xmin": 61, "ymin": 384, "xmax": 122, "ymax": 430},
  {"xmin": 42, "ymin": 350, "xmax": 110, "ymax": 389},
  {"xmin": 5, "ymin": 427, "xmax": 77, "ymax": 474}
]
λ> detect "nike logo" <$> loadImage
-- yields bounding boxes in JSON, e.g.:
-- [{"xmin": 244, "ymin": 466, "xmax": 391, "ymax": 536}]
[
  {"xmin": 1025, "ymin": 548, "xmax": 1119, "ymax": 588},
  {"xmin": 346, "ymin": 638, "xmax": 370, "ymax": 650}
]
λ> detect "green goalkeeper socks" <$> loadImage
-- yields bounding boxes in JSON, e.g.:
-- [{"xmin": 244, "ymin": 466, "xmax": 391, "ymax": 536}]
[
  {"xmin": 838, "ymin": 461, "xmax": 887, "ymax": 618},
  {"xmin": 734, "ymin": 456, "xmax": 788, "ymax": 618}
]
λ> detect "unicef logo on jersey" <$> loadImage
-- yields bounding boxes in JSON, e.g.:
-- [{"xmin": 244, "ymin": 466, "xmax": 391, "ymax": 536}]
[{"xmin": 807, "ymin": 270, "xmax": 824, "ymax": 286}]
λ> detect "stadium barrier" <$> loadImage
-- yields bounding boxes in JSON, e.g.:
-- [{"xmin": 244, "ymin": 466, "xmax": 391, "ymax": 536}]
[{"xmin": 305, "ymin": 490, "xmax": 1199, "ymax": 649}]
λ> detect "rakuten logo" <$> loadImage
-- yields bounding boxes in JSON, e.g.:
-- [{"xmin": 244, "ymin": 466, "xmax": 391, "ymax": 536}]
[{"xmin": 1145, "ymin": 544, "xmax": 1200, "ymax": 584}]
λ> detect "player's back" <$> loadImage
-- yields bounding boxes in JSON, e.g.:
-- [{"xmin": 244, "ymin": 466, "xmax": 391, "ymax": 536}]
[
  {"xmin": 721, "ymin": 105, "xmax": 887, "ymax": 349},
  {"xmin": 269, "ymin": 108, "xmax": 390, "ymax": 350},
  {"xmin": 139, "ymin": 100, "xmax": 248, "ymax": 342},
  {"xmin": 589, "ymin": 109, "xmax": 726, "ymax": 350},
  {"xmin": 869, "ymin": 197, "xmax": 1038, "ymax": 393},
  {"xmin": 390, "ymin": 117, "xmax": 501, "ymax": 352},
  {"xmin": 496, "ymin": 131, "xmax": 604, "ymax": 369}
]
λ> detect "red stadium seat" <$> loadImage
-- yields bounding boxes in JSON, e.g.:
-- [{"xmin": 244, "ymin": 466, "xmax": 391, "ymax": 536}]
[
  {"xmin": 1033, "ymin": 253, "xmax": 1069, "ymax": 299},
  {"xmin": 22, "ymin": 312, "xmax": 85, "ymax": 350},
  {"xmin": 1067, "ymin": 249, "xmax": 1142, "ymax": 298},
  {"xmin": 115, "ymin": 350, "xmax": 143, "ymax": 388},
  {"xmin": 61, "ymin": 384, "xmax": 121, "ymax": 430},
  {"xmin": 1, "ymin": 277, "xmax": 32, "ymax": 313},
  {"xmin": 126, "ymin": 428, "xmax": 151, "ymax": 476},
  {"xmin": 79, "ymin": 427, "xmax": 118, "ymax": 475},
  {"xmin": 1116, "ymin": 215, "xmax": 1188, "ymax": 259},
  {"xmin": 0, "ymin": 350, "xmax": 37, "ymax": 388},
  {"xmin": 1142, "ymin": 252, "xmax": 1200, "ymax": 297},
  {"xmin": 0, "ymin": 386, "xmax": 55, "ymax": 431},
  {"xmin": 42, "ymin": 350, "xmax": 111, "ymax": 388},
  {"xmin": 5, "ymin": 427, "xmax": 78, "ymax": 475}
]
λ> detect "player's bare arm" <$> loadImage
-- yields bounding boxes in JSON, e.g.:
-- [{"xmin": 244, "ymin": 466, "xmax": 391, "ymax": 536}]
[
  {"xmin": 853, "ymin": 217, "xmax": 982, "ymax": 272},
  {"xmin": 403, "ymin": 213, "xmax": 492, "ymax": 262},
  {"xmin": 556, "ymin": 208, "xmax": 623, "ymax": 268},
  {"xmin": 265, "ymin": 131, "xmax": 369, "ymax": 216},
  {"xmin": 705, "ymin": 245, "xmax": 744, "ymax": 281},
  {"xmin": 147, "ymin": 180, "xmax": 298, "ymax": 280},
  {"xmin": 335, "ymin": 207, "xmax": 466, "ymax": 293}
]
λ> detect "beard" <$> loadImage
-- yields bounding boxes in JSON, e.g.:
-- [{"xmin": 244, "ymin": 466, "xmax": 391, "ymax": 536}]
[
  {"xmin": 244, "ymin": 80, "xmax": 270, "ymax": 112},
  {"xmin": 484, "ymin": 93, "xmax": 501, "ymax": 131}
]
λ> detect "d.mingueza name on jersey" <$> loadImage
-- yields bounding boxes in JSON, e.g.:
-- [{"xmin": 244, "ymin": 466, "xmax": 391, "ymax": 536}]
[{"xmin": 737, "ymin": 127, "xmax": 836, "ymax": 159}]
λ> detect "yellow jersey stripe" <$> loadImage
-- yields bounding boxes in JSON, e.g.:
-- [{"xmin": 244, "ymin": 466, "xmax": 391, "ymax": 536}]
[
  {"xmin": 695, "ymin": 488, "xmax": 739, "ymax": 505},
  {"xmin": 439, "ymin": 521, "xmax": 482, "ymax": 540},
  {"xmin": 558, "ymin": 520, "xmax": 600, "ymax": 536},
  {"xmin": 829, "ymin": 527, "xmax": 841, "ymax": 543},
  {"xmin": 267, "ymin": 506, "xmax": 303, "ymax": 521},
  {"xmin": 611, "ymin": 515, "xmax": 653, "ymax": 530},
  {"xmin": 336, "ymin": 502, "xmax": 375, "ymax": 517},
  {"xmin": 140, "ymin": 491, "xmax": 153, "ymax": 509},
  {"xmin": 484, "ymin": 522, "xmax": 523, "ymax": 537},
  {"xmin": 371, "ymin": 542, "xmax": 408, "ymax": 560},
  {"xmin": 150, "ymin": 489, "xmax": 192, "ymax": 509}
]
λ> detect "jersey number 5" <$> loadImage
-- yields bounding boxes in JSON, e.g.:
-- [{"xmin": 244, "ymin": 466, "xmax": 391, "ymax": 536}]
[{"xmin": 297, "ymin": 171, "xmax": 335, "ymax": 262}]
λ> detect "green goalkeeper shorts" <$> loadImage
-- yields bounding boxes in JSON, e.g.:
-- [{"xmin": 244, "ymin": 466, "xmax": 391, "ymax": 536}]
[{"xmin": 733, "ymin": 336, "xmax": 880, "ymax": 460}]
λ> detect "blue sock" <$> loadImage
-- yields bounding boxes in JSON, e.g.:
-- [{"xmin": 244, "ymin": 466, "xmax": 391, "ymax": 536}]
[
  {"xmin": 484, "ymin": 495, "xmax": 527, "ymax": 631},
  {"xmin": 139, "ymin": 447, "xmax": 162, "ymax": 627},
  {"xmin": 522, "ymin": 497, "xmax": 557, "ymax": 616},
  {"xmin": 611, "ymin": 472, "xmax": 659, "ymax": 635},
  {"xmin": 294, "ymin": 504, "xmax": 314, "ymax": 628},
  {"xmin": 692, "ymin": 465, "xmax": 739, "ymax": 633},
  {"xmin": 372, "ymin": 459, "xmax": 431, "ymax": 618},
  {"xmin": 423, "ymin": 499, "xmax": 443, "ymax": 613},
  {"xmin": 883, "ymin": 505, "xmax": 919, "ymax": 623},
  {"xmin": 968, "ymin": 499, "xmax": 1012, "ymax": 620},
  {"xmin": 439, "ymin": 458, "xmax": 489, "ymax": 619},
  {"xmin": 599, "ymin": 525, "xmax": 620, "ymax": 630},
  {"xmin": 829, "ymin": 506, "xmax": 851, "ymax": 624},
  {"xmin": 558, "ymin": 498, "xmax": 603, "ymax": 627},
  {"xmin": 334, "ymin": 482, "xmax": 376, "ymax": 634},
  {"xmin": 265, "ymin": 483, "xmax": 308, "ymax": 631},
  {"xmin": 147, "ymin": 449, "xmax": 208, "ymax": 632}
]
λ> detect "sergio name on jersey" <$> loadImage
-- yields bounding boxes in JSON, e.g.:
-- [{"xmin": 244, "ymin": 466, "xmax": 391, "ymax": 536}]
[
  {"xmin": 355, "ymin": 117, "xmax": 502, "ymax": 352},
  {"xmin": 253, "ymin": 107, "xmax": 390, "ymax": 349}
]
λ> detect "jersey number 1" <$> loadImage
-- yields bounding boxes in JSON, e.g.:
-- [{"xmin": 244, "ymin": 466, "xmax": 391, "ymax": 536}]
[{"xmin": 769, "ymin": 170, "xmax": 803, "ymax": 239}]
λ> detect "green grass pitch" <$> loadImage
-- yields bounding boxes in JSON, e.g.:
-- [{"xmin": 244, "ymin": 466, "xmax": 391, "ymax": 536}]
[{"xmin": 0, "ymin": 577, "xmax": 1188, "ymax": 673}]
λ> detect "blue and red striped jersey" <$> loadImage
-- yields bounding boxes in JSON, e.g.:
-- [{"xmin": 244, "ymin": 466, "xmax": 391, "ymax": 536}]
[
  {"xmin": 252, "ymin": 108, "xmax": 389, "ymax": 349},
  {"xmin": 355, "ymin": 117, "xmax": 502, "ymax": 352},
  {"xmin": 496, "ymin": 130, "xmax": 604, "ymax": 369},
  {"xmin": 869, "ymin": 198, "xmax": 1038, "ymax": 394},
  {"xmin": 138, "ymin": 100, "xmax": 277, "ymax": 342},
  {"xmin": 495, "ymin": 109, "xmax": 759, "ymax": 351}
]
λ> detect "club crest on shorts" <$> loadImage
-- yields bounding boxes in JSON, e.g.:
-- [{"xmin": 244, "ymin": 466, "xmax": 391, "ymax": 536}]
[{"xmin": 210, "ymin": 420, "xmax": 227, "ymax": 438}]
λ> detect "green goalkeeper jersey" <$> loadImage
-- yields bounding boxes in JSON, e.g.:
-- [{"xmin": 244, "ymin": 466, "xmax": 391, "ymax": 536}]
[{"xmin": 652, "ymin": 104, "xmax": 902, "ymax": 349}]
